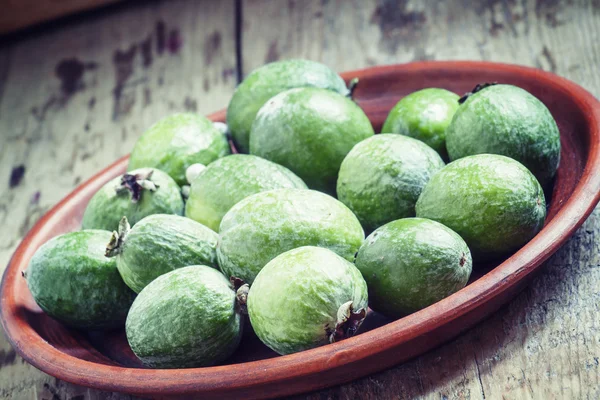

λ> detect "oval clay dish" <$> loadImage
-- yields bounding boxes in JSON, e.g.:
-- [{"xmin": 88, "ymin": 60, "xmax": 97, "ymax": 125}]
[{"xmin": 2, "ymin": 61, "xmax": 600, "ymax": 399}]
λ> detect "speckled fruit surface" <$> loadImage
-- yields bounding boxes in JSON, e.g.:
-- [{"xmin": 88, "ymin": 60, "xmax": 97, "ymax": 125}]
[
  {"xmin": 382, "ymin": 88, "xmax": 459, "ymax": 159},
  {"xmin": 25, "ymin": 230, "xmax": 135, "ymax": 330},
  {"xmin": 248, "ymin": 246, "xmax": 368, "ymax": 355},
  {"xmin": 185, "ymin": 154, "xmax": 306, "ymax": 231},
  {"xmin": 446, "ymin": 84, "xmax": 560, "ymax": 187},
  {"xmin": 337, "ymin": 134, "xmax": 444, "ymax": 232},
  {"xmin": 416, "ymin": 154, "xmax": 546, "ymax": 260},
  {"xmin": 126, "ymin": 266, "xmax": 242, "ymax": 369},
  {"xmin": 111, "ymin": 214, "xmax": 218, "ymax": 293},
  {"xmin": 227, "ymin": 59, "xmax": 348, "ymax": 153},
  {"xmin": 82, "ymin": 168, "xmax": 184, "ymax": 231},
  {"xmin": 128, "ymin": 113, "xmax": 230, "ymax": 185},
  {"xmin": 249, "ymin": 87, "xmax": 374, "ymax": 195},
  {"xmin": 355, "ymin": 218, "xmax": 472, "ymax": 318},
  {"xmin": 217, "ymin": 188, "xmax": 364, "ymax": 284}
]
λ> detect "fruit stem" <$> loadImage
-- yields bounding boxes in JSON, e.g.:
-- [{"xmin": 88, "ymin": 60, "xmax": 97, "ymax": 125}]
[
  {"xmin": 116, "ymin": 169, "xmax": 158, "ymax": 204},
  {"xmin": 105, "ymin": 217, "xmax": 131, "ymax": 257},
  {"xmin": 213, "ymin": 121, "xmax": 229, "ymax": 135},
  {"xmin": 185, "ymin": 163, "xmax": 207, "ymax": 185},
  {"xmin": 233, "ymin": 278, "xmax": 249, "ymax": 315},
  {"xmin": 458, "ymin": 82, "xmax": 498, "ymax": 104},
  {"xmin": 329, "ymin": 301, "xmax": 367, "ymax": 343},
  {"xmin": 347, "ymin": 78, "xmax": 359, "ymax": 100},
  {"xmin": 180, "ymin": 185, "xmax": 191, "ymax": 200}
]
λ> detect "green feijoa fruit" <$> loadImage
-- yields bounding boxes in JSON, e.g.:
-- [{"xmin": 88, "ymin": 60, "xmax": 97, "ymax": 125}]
[
  {"xmin": 227, "ymin": 59, "xmax": 349, "ymax": 153},
  {"xmin": 82, "ymin": 168, "xmax": 184, "ymax": 231},
  {"xmin": 106, "ymin": 214, "xmax": 218, "ymax": 293},
  {"xmin": 126, "ymin": 265, "xmax": 243, "ymax": 368},
  {"xmin": 446, "ymin": 84, "xmax": 560, "ymax": 187},
  {"xmin": 337, "ymin": 134, "xmax": 445, "ymax": 233},
  {"xmin": 128, "ymin": 113, "xmax": 231, "ymax": 186},
  {"xmin": 185, "ymin": 154, "xmax": 307, "ymax": 231},
  {"xmin": 415, "ymin": 154, "xmax": 546, "ymax": 260},
  {"xmin": 249, "ymin": 87, "xmax": 375, "ymax": 195},
  {"xmin": 381, "ymin": 88, "xmax": 460, "ymax": 159},
  {"xmin": 355, "ymin": 218, "xmax": 472, "ymax": 318},
  {"xmin": 25, "ymin": 230, "xmax": 135, "ymax": 330},
  {"xmin": 218, "ymin": 188, "xmax": 364, "ymax": 284},
  {"xmin": 247, "ymin": 246, "xmax": 368, "ymax": 355}
]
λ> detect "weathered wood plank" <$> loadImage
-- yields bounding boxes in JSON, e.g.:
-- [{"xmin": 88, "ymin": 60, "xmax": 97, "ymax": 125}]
[
  {"xmin": 240, "ymin": 0, "xmax": 600, "ymax": 399},
  {"xmin": 1, "ymin": 0, "xmax": 600, "ymax": 399},
  {"xmin": 0, "ymin": 0, "xmax": 236, "ymax": 397}
]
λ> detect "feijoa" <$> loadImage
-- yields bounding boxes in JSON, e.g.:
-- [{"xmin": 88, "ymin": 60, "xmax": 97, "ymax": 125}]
[
  {"xmin": 446, "ymin": 84, "xmax": 560, "ymax": 187},
  {"xmin": 106, "ymin": 214, "xmax": 218, "ymax": 293},
  {"xmin": 247, "ymin": 246, "xmax": 368, "ymax": 355},
  {"xmin": 82, "ymin": 168, "xmax": 184, "ymax": 231},
  {"xmin": 128, "ymin": 113, "xmax": 231, "ymax": 185},
  {"xmin": 25, "ymin": 230, "xmax": 136, "ymax": 329},
  {"xmin": 227, "ymin": 59, "xmax": 349, "ymax": 153},
  {"xmin": 416, "ymin": 154, "xmax": 546, "ymax": 260},
  {"xmin": 355, "ymin": 218, "xmax": 472, "ymax": 318},
  {"xmin": 337, "ymin": 134, "xmax": 445, "ymax": 232},
  {"xmin": 217, "ymin": 188, "xmax": 364, "ymax": 284},
  {"xmin": 126, "ymin": 265, "xmax": 243, "ymax": 368},
  {"xmin": 250, "ymin": 87, "xmax": 375, "ymax": 195},
  {"xmin": 185, "ymin": 154, "xmax": 307, "ymax": 231},
  {"xmin": 381, "ymin": 88, "xmax": 460, "ymax": 158}
]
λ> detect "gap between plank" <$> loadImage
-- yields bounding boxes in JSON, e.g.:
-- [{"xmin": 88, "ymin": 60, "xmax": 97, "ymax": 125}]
[{"xmin": 235, "ymin": 0, "xmax": 243, "ymax": 83}]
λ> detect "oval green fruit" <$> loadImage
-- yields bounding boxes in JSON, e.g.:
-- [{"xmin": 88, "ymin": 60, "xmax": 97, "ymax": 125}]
[
  {"xmin": 25, "ymin": 230, "xmax": 135, "ymax": 329},
  {"xmin": 381, "ymin": 88, "xmax": 460, "ymax": 158},
  {"xmin": 185, "ymin": 154, "xmax": 307, "ymax": 231},
  {"xmin": 128, "ymin": 113, "xmax": 231, "ymax": 185},
  {"xmin": 227, "ymin": 59, "xmax": 349, "ymax": 153},
  {"xmin": 106, "ymin": 214, "xmax": 219, "ymax": 293},
  {"xmin": 355, "ymin": 218, "xmax": 472, "ymax": 318},
  {"xmin": 217, "ymin": 188, "xmax": 364, "ymax": 284},
  {"xmin": 446, "ymin": 84, "xmax": 560, "ymax": 187},
  {"xmin": 415, "ymin": 154, "xmax": 546, "ymax": 260},
  {"xmin": 126, "ymin": 265, "xmax": 242, "ymax": 368},
  {"xmin": 247, "ymin": 246, "xmax": 368, "ymax": 355},
  {"xmin": 82, "ymin": 168, "xmax": 184, "ymax": 231},
  {"xmin": 250, "ymin": 87, "xmax": 375, "ymax": 195},
  {"xmin": 337, "ymin": 134, "xmax": 445, "ymax": 232}
]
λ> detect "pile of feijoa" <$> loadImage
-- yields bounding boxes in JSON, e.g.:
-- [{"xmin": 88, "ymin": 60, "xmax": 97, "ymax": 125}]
[{"xmin": 24, "ymin": 59, "xmax": 559, "ymax": 367}]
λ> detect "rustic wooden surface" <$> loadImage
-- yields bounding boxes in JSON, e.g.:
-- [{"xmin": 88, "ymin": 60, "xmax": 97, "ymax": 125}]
[{"xmin": 0, "ymin": 0, "xmax": 599, "ymax": 398}]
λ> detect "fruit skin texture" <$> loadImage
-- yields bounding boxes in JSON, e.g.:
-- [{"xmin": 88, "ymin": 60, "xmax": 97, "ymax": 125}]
[
  {"xmin": 248, "ymin": 246, "xmax": 368, "ymax": 355},
  {"xmin": 381, "ymin": 88, "xmax": 459, "ymax": 159},
  {"xmin": 227, "ymin": 59, "xmax": 348, "ymax": 153},
  {"xmin": 415, "ymin": 154, "xmax": 546, "ymax": 260},
  {"xmin": 337, "ymin": 134, "xmax": 445, "ymax": 233},
  {"xmin": 114, "ymin": 214, "xmax": 219, "ymax": 293},
  {"xmin": 185, "ymin": 154, "xmax": 307, "ymax": 231},
  {"xmin": 25, "ymin": 230, "xmax": 136, "ymax": 329},
  {"xmin": 445, "ymin": 84, "xmax": 560, "ymax": 187},
  {"xmin": 126, "ymin": 265, "xmax": 242, "ymax": 368},
  {"xmin": 128, "ymin": 113, "xmax": 231, "ymax": 185},
  {"xmin": 355, "ymin": 218, "xmax": 472, "ymax": 318},
  {"xmin": 249, "ymin": 87, "xmax": 375, "ymax": 195},
  {"xmin": 82, "ymin": 168, "xmax": 184, "ymax": 231},
  {"xmin": 218, "ymin": 188, "xmax": 364, "ymax": 284}
]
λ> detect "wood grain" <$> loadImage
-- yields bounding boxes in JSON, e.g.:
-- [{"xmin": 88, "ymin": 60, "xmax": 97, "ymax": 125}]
[
  {"xmin": 0, "ymin": 0, "xmax": 236, "ymax": 398},
  {"xmin": 1, "ymin": 0, "xmax": 600, "ymax": 398},
  {"xmin": 240, "ymin": 0, "xmax": 600, "ymax": 399}
]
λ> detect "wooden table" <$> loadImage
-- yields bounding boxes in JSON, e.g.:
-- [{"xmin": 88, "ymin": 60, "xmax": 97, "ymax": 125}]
[{"xmin": 1, "ymin": 0, "xmax": 599, "ymax": 398}]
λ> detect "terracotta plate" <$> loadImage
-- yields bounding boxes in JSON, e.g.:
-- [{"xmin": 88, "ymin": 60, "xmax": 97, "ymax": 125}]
[{"xmin": 2, "ymin": 62, "xmax": 600, "ymax": 399}]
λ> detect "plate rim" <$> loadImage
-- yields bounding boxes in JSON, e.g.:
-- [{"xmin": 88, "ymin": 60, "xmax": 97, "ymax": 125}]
[{"xmin": 2, "ymin": 60, "xmax": 600, "ymax": 398}]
